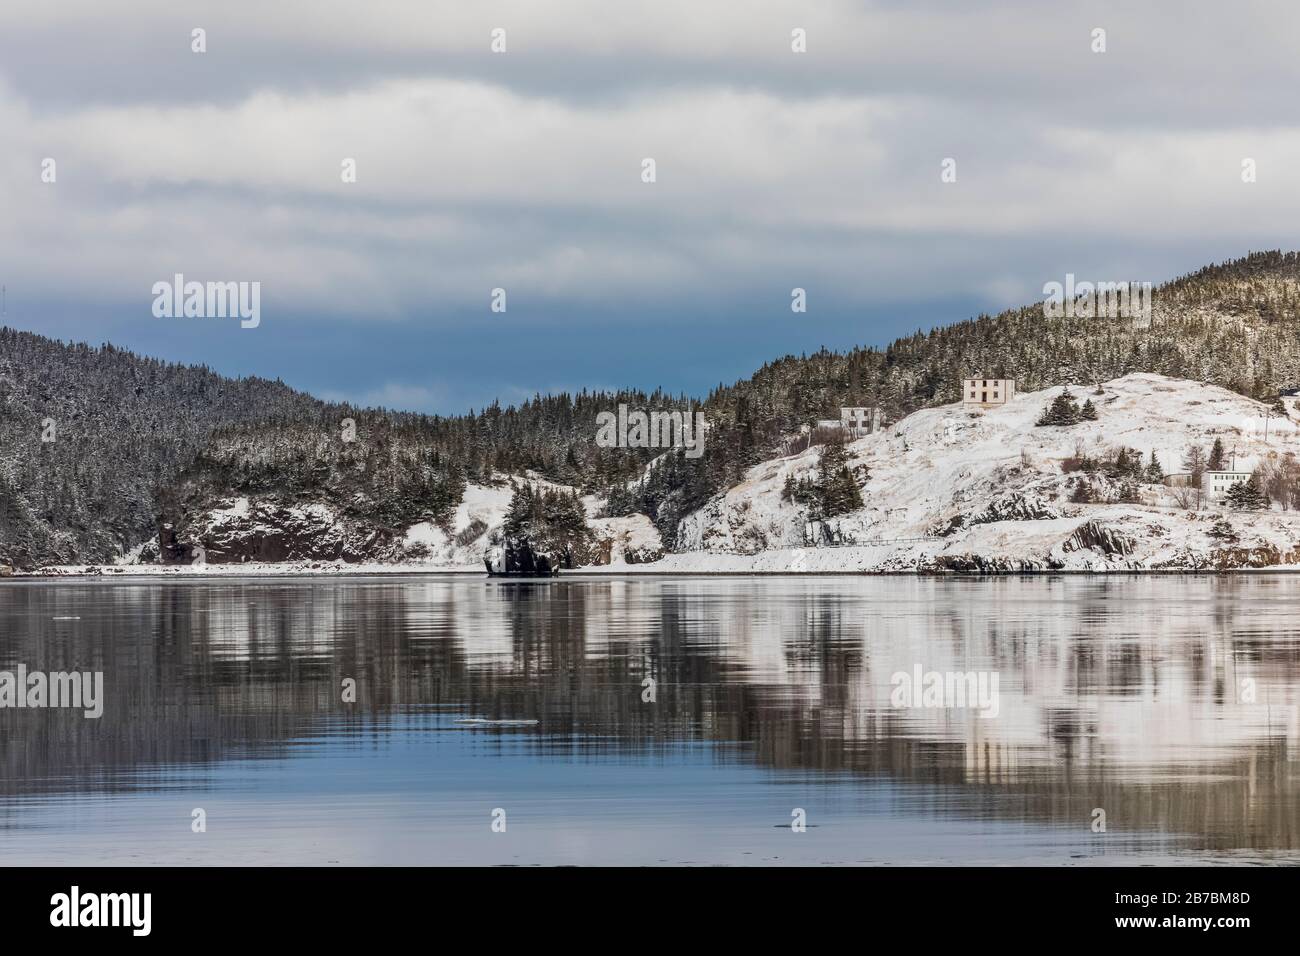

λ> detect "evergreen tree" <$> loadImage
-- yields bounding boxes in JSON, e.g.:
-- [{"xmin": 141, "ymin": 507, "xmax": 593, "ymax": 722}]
[
  {"xmin": 1145, "ymin": 450, "xmax": 1164, "ymax": 482},
  {"xmin": 502, "ymin": 482, "xmax": 539, "ymax": 538},
  {"xmin": 815, "ymin": 439, "xmax": 864, "ymax": 517},
  {"xmin": 1110, "ymin": 448, "xmax": 1130, "ymax": 478},
  {"xmin": 18, "ymin": 250, "xmax": 1300, "ymax": 566},
  {"xmin": 1079, "ymin": 399, "xmax": 1099, "ymax": 421},
  {"xmin": 1208, "ymin": 519, "xmax": 1237, "ymax": 540},
  {"xmin": 1225, "ymin": 472, "xmax": 1268, "ymax": 510},
  {"xmin": 502, "ymin": 482, "xmax": 592, "ymax": 561},
  {"xmin": 1035, "ymin": 390, "xmax": 1081, "ymax": 426},
  {"xmin": 1208, "ymin": 437, "xmax": 1226, "ymax": 471},
  {"xmin": 1069, "ymin": 479, "xmax": 1096, "ymax": 503},
  {"xmin": 1106, "ymin": 447, "xmax": 1145, "ymax": 481}
]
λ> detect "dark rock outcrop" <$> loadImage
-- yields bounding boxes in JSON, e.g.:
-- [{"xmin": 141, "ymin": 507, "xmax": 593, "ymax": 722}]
[
  {"xmin": 485, "ymin": 537, "xmax": 564, "ymax": 576},
  {"xmin": 972, "ymin": 491, "xmax": 1061, "ymax": 525},
  {"xmin": 1062, "ymin": 520, "xmax": 1136, "ymax": 557},
  {"xmin": 1208, "ymin": 545, "xmax": 1300, "ymax": 570},
  {"xmin": 927, "ymin": 554, "xmax": 1053, "ymax": 573},
  {"xmin": 157, "ymin": 499, "xmax": 402, "ymax": 565},
  {"xmin": 937, "ymin": 491, "xmax": 1060, "ymax": 538}
]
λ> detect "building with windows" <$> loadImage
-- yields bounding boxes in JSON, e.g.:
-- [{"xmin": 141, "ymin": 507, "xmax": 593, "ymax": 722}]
[
  {"xmin": 1206, "ymin": 471, "xmax": 1252, "ymax": 500},
  {"xmin": 809, "ymin": 407, "xmax": 884, "ymax": 437},
  {"xmin": 962, "ymin": 378, "xmax": 1015, "ymax": 406},
  {"xmin": 840, "ymin": 406, "xmax": 882, "ymax": 435}
]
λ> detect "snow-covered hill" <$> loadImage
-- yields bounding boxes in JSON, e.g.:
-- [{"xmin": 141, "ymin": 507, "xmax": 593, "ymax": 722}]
[
  {"xmin": 623, "ymin": 374, "xmax": 1300, "ymax": 572},
  {"xmin": 44, "ymin": 374, "xmax": 1300, "ymax": 576}
]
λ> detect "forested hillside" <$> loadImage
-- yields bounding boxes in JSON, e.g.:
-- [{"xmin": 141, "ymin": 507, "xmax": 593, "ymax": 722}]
[
  {"xmin": 157, "ymin": 412, "xmax": 467, "ymax": 563},
  {"xmin": 0, "ymin": 328, "xmax": 325, "ymax": 566},
  {"xmin": 604, "ymin": 251, "xmax": 1300, "ymax": 539},
  {"xmin": 5, "ymin": 251, "xmax": 1300, "ymax": 566}
]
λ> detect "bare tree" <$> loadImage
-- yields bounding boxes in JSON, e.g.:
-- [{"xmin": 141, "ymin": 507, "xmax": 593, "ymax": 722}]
[
  {"xmin": 1183, "ymin": 444, "xmax": 1208, "ymax": 510},
  {"xmin": 1259, "ymin": 452, "xmax": 1300, "ymax": 510},
  {"xmin": 1171, "ymin": 482, "xmax": 1197, "ymax": 510}
]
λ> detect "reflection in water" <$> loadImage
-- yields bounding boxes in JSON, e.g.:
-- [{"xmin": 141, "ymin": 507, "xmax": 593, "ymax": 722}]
[{"xmin": 0, "ymin": 575, "xmax": 1297, "ymax": 864}]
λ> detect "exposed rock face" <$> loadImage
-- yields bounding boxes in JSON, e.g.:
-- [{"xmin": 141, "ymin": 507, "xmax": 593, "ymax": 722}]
[
  {"xmin": 145, "ymin": 410, "xmax": 463, "ymax": 569},
  {"xmin": 1062, "ymin": 520, "xmax": 1137, "ymax": 557},
  {"xmin": 141, "ymin": 481, "xmax": 667, "ymax": 571},
  {"xmin": 927, "ymin": 554, "xmax": 1055, "ymax": 573},
  {"xmin": 1207, "ymin": 545, "xmax": 1300, "ymax": 570},
  {"xmin": 157, "ymin": 497, "xmax": 402, "ymax": 565},
  {"xmin": 484, "ymin": 537, "xmax": 563, "ymax": 576},
  {"xmin": 156, "ymin": 522, "xmax": 192, "ymax": 564},
  {"xmin": 587, "ymin": 515, "xmax": 665, "ymax": 565},
  {"xmin": 972, "ymin": 491, "xmax": 1060, "ymax": 525},
  {"xmin": 939, "ymin": 492, "xmax": 1061, "ymax": 537}
]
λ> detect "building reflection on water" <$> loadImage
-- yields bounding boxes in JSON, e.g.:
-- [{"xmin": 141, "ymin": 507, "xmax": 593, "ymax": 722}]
[{"xmin": 0, "ymin": 574, "xmax": 1296, "ymax": 854}]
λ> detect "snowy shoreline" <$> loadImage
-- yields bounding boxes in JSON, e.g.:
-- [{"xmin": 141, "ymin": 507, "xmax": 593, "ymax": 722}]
[{"xmin": 15, "ymin": 558, "xmax": 1300, "ymax": 578}]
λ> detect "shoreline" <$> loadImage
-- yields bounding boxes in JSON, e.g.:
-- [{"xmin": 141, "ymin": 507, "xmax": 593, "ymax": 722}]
[{"xmin": 12, "ymin": 563, "xmax": 1300, "ymax": 579}]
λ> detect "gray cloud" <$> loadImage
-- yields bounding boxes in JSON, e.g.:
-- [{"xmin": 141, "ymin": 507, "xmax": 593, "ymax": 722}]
[{"xmin": 2, "ymin": 1, "xmax": 1296, "ymax": 411}]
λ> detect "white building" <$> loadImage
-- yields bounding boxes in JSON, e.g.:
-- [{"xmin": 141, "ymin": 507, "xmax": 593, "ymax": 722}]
[
  {"xmin": 1206, "ymin": 471, "xmax": 1252, "ymax": 500},
  {"xmin": 840, "ymin": 406, "xmax": 882, "ymax": 435},
  {"xmin": 811, "ymin": 407, "xmax": 883, "ymax": 436},
  {"xmin": 963, "ymin": 378, "xmax": 1015, "ymax": 406}
]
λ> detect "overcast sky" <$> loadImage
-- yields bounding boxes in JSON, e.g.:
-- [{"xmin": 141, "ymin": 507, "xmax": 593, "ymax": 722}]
[{"xmin": 3, "ymin": 1, "xmax": 1298, "ymax": 413}]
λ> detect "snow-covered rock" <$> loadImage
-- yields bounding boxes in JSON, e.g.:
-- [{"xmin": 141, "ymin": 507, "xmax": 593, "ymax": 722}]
[
  {"xmin": 140, "ymin": 473, "xmax": 663, "ymax": 571},
  {"xmin": 632, "ymin": 374, "xmax": 1300, "ymax": 573},
  {"xmin": 587, "ymin": 513, "xmax": 664, "ymax": 565}
]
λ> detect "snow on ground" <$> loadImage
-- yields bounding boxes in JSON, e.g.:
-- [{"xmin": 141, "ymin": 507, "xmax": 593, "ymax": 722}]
[
  {"xmin": 662, "ymin": 373, "xmax": 1300, "ymax": 572},
  {"xmin": 587, "ymin": 512, "xmax": 662, "ymax": 565},
  {"xmin": 401, "ymin": 480, "xmax": 516, "ymax": 565},
  {"xmin": 209, "ymin": 496, "xmax": 251, "ymax": 521},
  {"xmin": 398, "ymin": 475, "xmax": 662, "ymax": 568},
  {"xmin": 41, "ymin": 374, "xmax": 1300, "ymax": 576}
]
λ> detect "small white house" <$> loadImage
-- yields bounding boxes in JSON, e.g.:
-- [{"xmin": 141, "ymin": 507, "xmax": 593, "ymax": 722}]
[
  {"xmin": 811, "ymin": 406, "xmax": 883, "ymax": 437},
  {"xmin": 840, "ymin": 406, "xmax": 882, "ymax": 435},
  {"xmin": 963, "ymin": 378, "xmax": 1015, "ymax": 406},
  {"xmin": 1206, "ymin": 471, "xmax": 1252, "ymax": 499}
]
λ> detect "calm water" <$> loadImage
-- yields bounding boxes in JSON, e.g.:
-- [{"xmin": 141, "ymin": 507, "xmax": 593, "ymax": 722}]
[{"xmin": 0, "ymin": 574, "xmax": 1297, "ymax": 866}]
